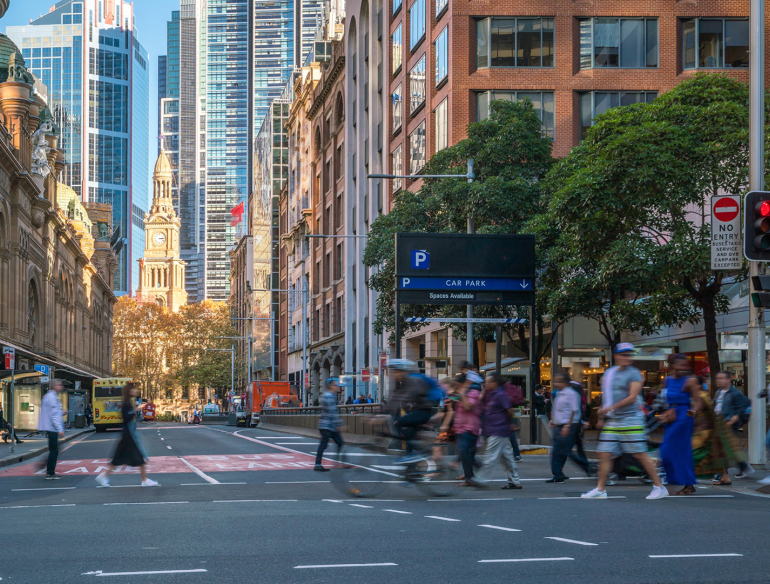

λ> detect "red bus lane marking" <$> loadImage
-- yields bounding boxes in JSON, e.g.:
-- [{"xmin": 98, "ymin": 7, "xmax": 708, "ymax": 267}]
[{"xmin": 0, "ymin": 453, "xmax": 340, "ymax": 476}]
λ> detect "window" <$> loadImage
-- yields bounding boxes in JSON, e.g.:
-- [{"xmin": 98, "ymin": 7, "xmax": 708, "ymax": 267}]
[
  {"xmin": 436, "ymin": 0, "xmax": 447, "ymax": 17},
  {"xmin": 409, "ymin": 55, "xmax": 426, "ymax": 115},
  {"xmin": 409, "ymin": 0, "xmax": 425, "ymax": 51},
  {"xmin": 392, "ymin": 145, "xmax": 403, "ymax": 192},
  {"xmin": 579, "ymin": 91, "xmax": 658, "ymax": 139},
  {"xmin": 393, "ymin": 0, "xmax": 401, "ymax": 15},
  {"xmin": 435, "ymin": 26, "xmax": 448, "ymax": 85},
  {"xmin": 435, "ymin": 98, "xmax": 448, "ymax": 152},
  {"xmin": 409, "ymin": 121, "xmax": 426, "ymax": 174},
  {"xmin": 682, "ymin": 19, "xmax": 749, "ymax": 69},
  {"xmin": 476, "ymin": 91, "xmax": 555, "ymax": 140},
  {"xmin": 579, "ymin": 18, "xmax": 658, "ymax": 68},
  {"xmin": 477, "ymin": 17, "xmax": 554, "ymax": 68},
  {"xmin": 392, "ymin": 25, "xmax": 402, "ymax": 73},
  {"xmin": 393, "ymin": 83, "xmax": 403, "ymax": 132}
]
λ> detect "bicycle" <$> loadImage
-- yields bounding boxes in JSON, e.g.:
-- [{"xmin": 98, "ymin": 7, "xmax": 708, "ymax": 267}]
[{"xmin": 332, "ymin": 415, "xmax": 456, "ymax": 498}]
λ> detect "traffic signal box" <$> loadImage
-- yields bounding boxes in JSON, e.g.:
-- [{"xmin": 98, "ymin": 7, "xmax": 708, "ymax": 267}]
[
  {"xmin": 744, "ymin": 191, "xmax": 770, "ymax": 261},
  {"xmin": 751, "ymin": 275, "xmax": 770, "ymax": 308}
]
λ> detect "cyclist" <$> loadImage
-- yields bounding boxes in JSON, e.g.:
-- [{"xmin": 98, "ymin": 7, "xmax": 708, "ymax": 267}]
[{"xmin": 386, "ymin": 359, "xmax": 434, "ymax": 464}]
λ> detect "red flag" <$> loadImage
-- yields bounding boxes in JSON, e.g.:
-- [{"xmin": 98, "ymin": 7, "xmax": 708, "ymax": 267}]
[{"xmin": 230, "ymin": 201, "xmax": 245, "ymax": 226}]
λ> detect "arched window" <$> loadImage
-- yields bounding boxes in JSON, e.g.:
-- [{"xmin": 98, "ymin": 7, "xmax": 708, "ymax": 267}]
[
  {"xmin": 314, "ymin": 128, "xmax": 322, "ymax": 159},
  {"xmin": 335, "ymin": 92, "xmax": 344, "ymax": 128}
]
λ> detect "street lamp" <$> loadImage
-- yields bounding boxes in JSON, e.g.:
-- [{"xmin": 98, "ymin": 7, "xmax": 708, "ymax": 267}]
[{"xmin": 368, "ymin": 159, "xmax": 477, "ymax": 363}]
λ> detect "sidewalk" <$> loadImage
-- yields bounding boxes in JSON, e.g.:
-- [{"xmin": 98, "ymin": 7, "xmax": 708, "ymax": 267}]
[{"xmin": 0, "ymin": 427, "xmax": 93, "ymax": 468}]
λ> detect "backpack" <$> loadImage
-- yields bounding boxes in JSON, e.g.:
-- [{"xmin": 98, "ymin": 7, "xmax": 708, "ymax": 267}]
[
  {"xmin": 410, "ymin": 373, "xmax": 444, "ymax": 407},
  {"xmin": 569, "ymin": 381, "xmax": 589, "ymax": 418},
  {"xmin": 504, "ymin": 382, "xmax": 524, "ymax": 407}
]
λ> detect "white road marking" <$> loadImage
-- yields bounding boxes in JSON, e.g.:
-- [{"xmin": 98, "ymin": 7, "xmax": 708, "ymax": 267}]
[
  {"xmin": 733, "ymin": 490, "xmax": 770, "ymax": 499},
  {"xmin": 179, "ymin": 482, "xmax": 247, "ymax": 486},
  {"xmin": 545, "ymin": 537, "xmax": 598, "ymax": 546},
  {"xmin": 666, "ymin": 495, "xmax": 734, "ymax": 498},
  {"xmin": 12, "ymin": 487, "xmax": 76, "ymax": 492},
  {"xmin": 179, "ymin": 457, "xmax": 220, "ymax": 484},
  {"xmin": 275, "ymin": 442, "xmax": 318, "ymax": 445},
  {"xmin": 166, "ymin": 446, "xmax": 172, "ymax": 450},
  {"xmin": 383, "ymin": 509, "xmax": 412, "ymax": 514},
  {"xmin": 1, "ymin": 504, "xmax": 76, "ymax": 509},
  {"xmin": 213, "ymin": 499, "xmax": 298, "ymax": 503},
  {"xmin": 323, "ymin": 499, "xmax": 343, "ymax": 503},
  {"xmin": 349, "ymin": 504, "xmax": 373, "ymax": 508},
  {"xmin": 320, "ymin": 453, "xmax": 389, "ymax": 457},
  {"xmin": 160, "ymin": 438, "xmax": 164, "ymax": 441},
  {"xmin": 425, "ymin": 516, "xmax": 461, "ymax": 522},
  {"xmin": 103, "ymin": 502, "xmax": 188, "ymax": 506},
  {"xmin": 266, "ymin": 481, "xmax": 330, "ymax": 484},
  {"xmin": 254, "ymin": 436, "xmax": 307, "ymax": 439},
  {"xmin": 428, "ymin": 498, "xmax": 510, "ymax": 502},
  {"xmin": 479, "ymin": 524, "xmax": 521, "ymax": 532},
  {"xmin": 479, "ymin": 558, "xmax": 574, "ymax": 563},
  {"xmin": 649, "ymin": 554, "xmax": 742, "ymax": 559},
  {"xmin": 538, "ymin": 496, "xmax": 627, "ymax": 500},
  {"xmin": 372, "ymin": 465, "xmax": 407, "ymax": 470},
  {"xmin": 97, "ymin": 485, "xmax": 143, "ymax": 489},
  {"xmin": 294, "ymin": 563, "xmax": 397, "ymax": 569},
  {"xmin": 82, "ymin": 569, "xmax": 207, "ymax": 577}
]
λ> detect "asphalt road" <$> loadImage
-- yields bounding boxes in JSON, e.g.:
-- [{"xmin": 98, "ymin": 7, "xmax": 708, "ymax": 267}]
[{"xmin": 1, "ymin": 423, "xmax": 769, "ymax": 584}]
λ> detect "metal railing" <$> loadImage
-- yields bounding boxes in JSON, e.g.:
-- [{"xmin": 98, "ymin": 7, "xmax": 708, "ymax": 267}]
[{"xmin": 262, "ymin": 404, "xmax": 383, "ymax": 416}]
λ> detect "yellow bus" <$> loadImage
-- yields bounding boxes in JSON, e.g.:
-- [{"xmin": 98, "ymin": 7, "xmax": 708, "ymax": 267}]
[{"xmin": 93, "ymin": 377, "xmax": 134, "ymax": 432}]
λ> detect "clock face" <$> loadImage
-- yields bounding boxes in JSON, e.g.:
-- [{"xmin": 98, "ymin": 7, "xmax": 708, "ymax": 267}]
[{"xmin": 153, "ymin": 232, "xmax": 166, "ymax": 246}]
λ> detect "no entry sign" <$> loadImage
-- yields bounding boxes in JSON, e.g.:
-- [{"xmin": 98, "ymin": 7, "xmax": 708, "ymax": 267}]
[{"xmin": 711, "ymin": 195, "xmax": 742, "ymax": 270}]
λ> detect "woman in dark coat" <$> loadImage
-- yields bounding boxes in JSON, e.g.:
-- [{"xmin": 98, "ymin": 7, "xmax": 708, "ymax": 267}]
[{"xmin": 95, "ymin": 382, "xmax": 159, "ymax": 487}]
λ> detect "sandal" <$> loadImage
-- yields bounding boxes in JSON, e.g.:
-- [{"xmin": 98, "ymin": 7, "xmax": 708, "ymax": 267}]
[
  {"xmin": 455, "ymin": 475, "xmax": 465, "ymax": 481},
  {"xmin": 502, "ymin": 483, "xmax": 522, "ymax": 490},
  {"xmin": 674, "ymin": 485, "xmax": 696, "ymax": 496},
  {"xmin": 714, "ymin": 478, "xmax": 732, "ymax": 486}
]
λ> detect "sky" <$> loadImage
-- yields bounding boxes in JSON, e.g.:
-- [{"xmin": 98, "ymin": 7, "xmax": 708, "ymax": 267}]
[{"xmin": 3, "ymin": 0, "xmax": 179, "ymax": 192}]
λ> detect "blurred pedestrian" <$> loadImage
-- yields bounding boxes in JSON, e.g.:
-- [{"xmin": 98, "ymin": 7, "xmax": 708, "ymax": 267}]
[
  {"xmin": 504, "ymin": 379, "xmax": 524, "ymax": 462},
  {"xmin": 345, "ymin": 395, "xmax": 353, "ymax": 405},
  {"xmin": 315, "ymin": 380, "xmax": 344, "ymax": 472},
  {"xmin": 582, "ymin": 343, "xmax": 667, "ymax": 500},
  {"xmin": 96, "ymin": 383, "xmax": 158, "ymax": 487},
  {"xmin": 460, "ymin": 361, "xmax": 483, "ymax": 390},
  {"xmin": 452, "ymin": 374, "xmax": 483, "ymax": 486},
  {"xmin": 38, "ymin": 380, "xmax": 65, "ymax": 479},
  {"xmin": 659, "ymin": 354, "xmax": 701, "ymax": 496},
  {"xmin": 712, "ymin": 371, "xmax": 753, "ymax": 484},
  {"xmin": 547, "ymin": 373, "xmax": 590, "ymax": 483},
  {"xmin": 477, "ymin": 373, "xmax": 522, "ymax": 490},
  {"xmin": 533, "ymin": 385, "xmax": 546, "ymax": 417},
  {"xmin": 367, "ymin": 394, "xmax": 373, "ymax": 404},
  {"xmin": 0, "ymin": 402, "xmax": 22, "ymax": 444},
  {"xmin": 758, "ymin": 387, "xmax": 770, "ymax": 486}
]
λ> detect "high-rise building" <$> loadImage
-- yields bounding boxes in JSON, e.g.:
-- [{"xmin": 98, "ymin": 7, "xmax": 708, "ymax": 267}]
[
  {"xmin": 7, "ymin": 0, "xmax": 150, "ymax": 297},
  {"xmin": 158, "ymin": 12, "xmax": 180, "ymax": 217}
]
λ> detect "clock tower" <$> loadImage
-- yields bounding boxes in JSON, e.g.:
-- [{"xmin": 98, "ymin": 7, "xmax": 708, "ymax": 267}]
[{"xmin": 136, "ymin": 151, "xmax": 188, "ymax": 312}]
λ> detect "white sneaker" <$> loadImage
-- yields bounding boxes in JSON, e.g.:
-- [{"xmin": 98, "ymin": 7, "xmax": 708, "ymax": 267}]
[
  {"xmin": 141, "ymin": 479, "xmax": 159, "ymax": 487},
  {"xmin": 95, "ymin": 473, "xmax": 110, "ymax": 487},
  {"xmin": 646, "ymin": 485, "xmax": 669, "ymax": 500},
  {"xmin": 757, "ymin": 475, "xmax": 770, "ymax": 486},
  {"xmin": 581, "ymin": 488, "xmax": 607, "ymax": 499}
]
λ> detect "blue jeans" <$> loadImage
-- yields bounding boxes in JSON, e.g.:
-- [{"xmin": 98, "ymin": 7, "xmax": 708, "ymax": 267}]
[
  {"xmin": 509, "ymin": 425, "xmax": 521, "ymax": 458},
  {"xmin": 551, "ymin": 424, "xmax": 585, "ymax": 479},
  {"xmin": 457, "ymin": 432, "xmax": 478, "ymax": 480},
  {"xmin": 316, "ymin": 429, "xmax": 343, "ymax": 465}
]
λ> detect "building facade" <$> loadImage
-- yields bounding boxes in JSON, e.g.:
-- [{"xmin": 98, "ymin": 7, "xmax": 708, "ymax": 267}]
[
  {"xmin": 135, "ymin": 151, "xmax": 187, "ymax": 312},
  {"xmin": 158, "ymin": 12, "xmax": 180, "ymax": 214},
  {"xmin": 0, "ymin": 37, "xmax": 116, "ymax": 428},
  {"xmin": 307, "ymin": 39, "xmax": 346, "ymax": 400},
  {"xmin": 344, "ymin": 0, "xmax": 389, "ymax": 400},
  {"xmin": 7, "ymin": 0, "xmax": 150, "ymax": 298}
]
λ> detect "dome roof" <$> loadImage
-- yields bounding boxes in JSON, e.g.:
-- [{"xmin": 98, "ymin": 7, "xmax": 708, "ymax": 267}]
[
  {"xmin": 0, "ymin": 33, "xmax": 25, "ymax": 84},
  {"xmin": 154, "ymin": 150, "xmax": 172, "ymax": 177}
]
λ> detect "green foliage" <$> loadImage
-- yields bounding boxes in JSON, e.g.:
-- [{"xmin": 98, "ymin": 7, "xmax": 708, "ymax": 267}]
[
  {"xmin": 364, "ymin": 99, "xmax": 554, "ymax": 341},
  {"xmin": 536, "ymin": 74, "xmax": 765, "ymax": 383}
]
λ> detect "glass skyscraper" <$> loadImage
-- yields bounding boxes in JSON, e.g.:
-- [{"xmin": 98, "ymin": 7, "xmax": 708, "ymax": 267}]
[
  {"xmin": 7, "ymin": 0, "xmax": 150, "ymax": 297},
  {"xmin": 159, "ymin": 12, "xmax": 180, "ymax": 214}
]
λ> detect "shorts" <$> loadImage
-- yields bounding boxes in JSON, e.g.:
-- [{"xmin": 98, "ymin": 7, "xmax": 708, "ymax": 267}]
[{"xmin": 598, "ymin": 417, "xmax": 648, "ymax": 456}]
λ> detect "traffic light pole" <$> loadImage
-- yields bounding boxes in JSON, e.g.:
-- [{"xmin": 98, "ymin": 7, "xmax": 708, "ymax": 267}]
[{"xmin": 748, "ymin": 0, "xmax": 767, "ymax": 467}]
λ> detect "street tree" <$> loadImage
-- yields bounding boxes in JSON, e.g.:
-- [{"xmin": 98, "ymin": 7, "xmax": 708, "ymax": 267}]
[
  {"xmin": 363, "ymin": 99, "xmax": 554, "ymax": 366},
  {"xmin": 537, "ymin": 74, "xmax": 768, "ymax": 388}
]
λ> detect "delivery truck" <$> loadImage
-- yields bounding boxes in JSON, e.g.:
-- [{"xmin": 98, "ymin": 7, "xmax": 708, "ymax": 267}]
[{"xmin": 244, "ymin": 381, "xmax": 296, "ymax": 426}]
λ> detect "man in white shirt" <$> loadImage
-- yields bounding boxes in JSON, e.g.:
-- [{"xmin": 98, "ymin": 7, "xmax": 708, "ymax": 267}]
[
  {"xmin": 37, "ymin": 380, "xmax": 65, "ymax": 480},
  {"xmin": 547, "ymin": 373, "xmax": 589, "ymax": 483}
]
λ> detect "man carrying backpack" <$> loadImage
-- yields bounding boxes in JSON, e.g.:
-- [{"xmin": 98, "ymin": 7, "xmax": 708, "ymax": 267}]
[
  {"xmin": 386, "ymin": 359, "xmax": 435, "ymax": 464},
  {"xmin": 712, "ymin": 371, "xmax": 753, "ymax": 484}
]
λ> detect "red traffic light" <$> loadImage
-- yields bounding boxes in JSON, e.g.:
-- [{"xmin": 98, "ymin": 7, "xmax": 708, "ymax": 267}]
[{"xmin": 757, "ymin": 200, "xmax": 770, "ymax": 217}]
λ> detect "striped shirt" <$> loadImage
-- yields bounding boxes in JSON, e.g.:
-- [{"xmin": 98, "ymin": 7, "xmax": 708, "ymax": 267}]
[{"xmin": 318, "ymin": 391, "xmax": 341, "ymax": 430}]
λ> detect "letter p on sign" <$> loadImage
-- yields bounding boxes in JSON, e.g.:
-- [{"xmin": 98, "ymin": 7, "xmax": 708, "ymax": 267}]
[{"xmin": 411, "ymin": 250, "xmax": 430, "ymax": 269}]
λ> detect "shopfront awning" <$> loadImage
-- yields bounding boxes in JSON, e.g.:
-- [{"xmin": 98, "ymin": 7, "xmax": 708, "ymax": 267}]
[
  {"xmin": 0, "ymin": 371, "xmax": 43, "ymax": 382},
  {"xmin": 479, "ymin": 357, "xmax": 525, "ymax": 372},
  {"xmin": 0, "ymin": 339, "xmax": 99, "ymax": 380}
]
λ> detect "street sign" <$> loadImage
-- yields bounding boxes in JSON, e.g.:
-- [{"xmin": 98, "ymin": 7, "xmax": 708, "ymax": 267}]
[
  {"xmin": 711, "ymin": 195, "xmax": 742, "ymax": 269},
  {"xmin": 3, "ymin": 347, "xmax": 14, "ymax": 370}
]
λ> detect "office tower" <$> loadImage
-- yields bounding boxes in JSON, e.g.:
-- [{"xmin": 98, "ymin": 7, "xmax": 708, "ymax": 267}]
[
  {"xmin": 158, "ymin": 12, "xmax": 180, "ymax": 215},
  {"xmin": 8, "ymin": 0, "xmax": 150, "ymax": 297}
]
